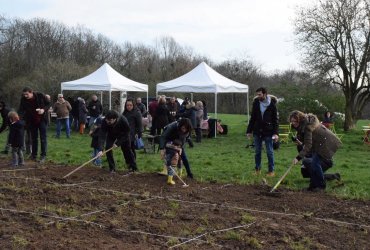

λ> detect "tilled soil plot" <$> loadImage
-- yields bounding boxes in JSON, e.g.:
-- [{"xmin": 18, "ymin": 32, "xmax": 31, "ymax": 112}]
[{"xmin": 0, "ymin": 158, "xmax": 369, "ymax": 249}]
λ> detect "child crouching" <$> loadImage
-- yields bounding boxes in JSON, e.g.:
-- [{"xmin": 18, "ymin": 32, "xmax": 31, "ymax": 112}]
[
  {"xmin": 8, "ymin": 111, "xmax": 25, "ymax": 167},
  {"xmin": 165, "ymin": 139, "xmax": 183, "ymax": 185}
]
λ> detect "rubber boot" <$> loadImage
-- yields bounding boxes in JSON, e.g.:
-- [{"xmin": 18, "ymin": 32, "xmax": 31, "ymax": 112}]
[
  {"xmin": 167, "ymin": 176, "xmax": 175, "ymax": 185},
  {"xmin": 158, "ymin": 165, "xmax": 168, "ymax": 175}
]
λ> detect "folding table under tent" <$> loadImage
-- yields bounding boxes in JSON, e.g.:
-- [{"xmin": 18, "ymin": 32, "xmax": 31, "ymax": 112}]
[
  {"xmin": 61, "ymin": 63, "xmax": 148, "ymax": 110},
  {"xmin": 156, "ymin": 62, "xmax": 249, "ymax": 137}
]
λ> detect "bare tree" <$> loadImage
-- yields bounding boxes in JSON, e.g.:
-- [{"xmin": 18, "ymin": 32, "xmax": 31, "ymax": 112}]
[{"xmin": 294, "ymin": 0, "xmax": 370, "ymax": 130}]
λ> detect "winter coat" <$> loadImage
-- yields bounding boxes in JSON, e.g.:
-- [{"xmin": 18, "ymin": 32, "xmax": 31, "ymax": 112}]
[
  {"xmin": 87, "ymin": 99, "xmax": 103, "ymax": 117},
  {"xmin": 137, "ymin": 103, "xmax": 147, "ymax": 117},
  {"xmin": 78, "ymin": 99, "xmax": 88, "ymax": 124},
  {"xmin": 18, "ymin": 92, "xmax": 51, "ymax": 125},
  {"xmin": 0, "ymin": 102, "xmax": 10, "ymax": 133},
  {"xmin": 53, "ymin": 100, "xmax": 72, "ymax": 119},
  {"xmin": 71, "ymin": 99, "xmax": 80, "ymax": 117},
  {"xmin": 8, "ymin": 120, "xmax": 25, "ymax": 148},
  {"xmin": 98, "ymin": 115, "xmax": 131, "ymax": 151},
  {"xmin": 122, "ymin": 108, "xmax": 143, "ymax": 141},
  {"xmin": 155, "ymin": 104, "xmax": 171, "ymax": 130},
  {"xmin": 246, "ymin": 95, "xmax": 278, "ymax": 137},
  {"xmin": 90, "ymin": 117, "xmax": 103, "ymax": 149},
  {"xmin": 296, "ymin": 114, "xmax": 342, "ymax": 161},
  {"xmin": 159, "ymin": 121, "xmax": 190, "ymax": 150},
  {"xmin": 195, "ymin": 108, "xmax": 204, "ymax": 128},
  {"xmin": 148, "ymin": 100, "xmax": 158, "ymax": 118}
]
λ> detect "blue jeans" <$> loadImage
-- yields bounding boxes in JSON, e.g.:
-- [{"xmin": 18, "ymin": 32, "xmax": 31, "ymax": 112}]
[
  {"xmin": 30, "ymin": 120, "xmax": 47, "ymax": 158},
  {"xmin": 92, "ymin": 148, "xmax": 102, "ymax": 166},
  {"xmin": 56, "ymin": 118, "xmax": 70, "ymax": 138},
  {"xmin": 88, "ymin": 116, "xmax": 98, "ymax": 128},
  {"xmin": 309, "ymin": 153, "xmax": 326, "ymax": 189},
  {"xmin": 253, "ymin": 134, "xmax": 275, "ymax": 172}
]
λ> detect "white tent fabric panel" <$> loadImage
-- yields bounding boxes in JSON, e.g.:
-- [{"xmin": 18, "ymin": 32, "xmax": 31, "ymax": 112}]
[
  {"xmin": 156, "ymin": 62, "xmax": 248, "ymax": 94},
  {"xmin": 61, "ymin": 63, "xmax": 148, "ymax": 92},
  {"xmin": 156, "ymin": 62, "xmax": 249, "ymax": 138}
]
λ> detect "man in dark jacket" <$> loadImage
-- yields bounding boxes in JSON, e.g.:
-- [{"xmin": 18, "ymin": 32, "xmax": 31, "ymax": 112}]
[
  {"xmin": 87, "ymin": 94, "xmax": 103, "ymax": 128},
  {"xmin": 18, "ymin": 87, "xmax": 50, "ymax": 163},
  {"xmin": 136, "ymin": 97, "xmax": 147, "ymax": 118},
  {"xmin": 97, "ymin": 110, "xmax": 137, "ymax": 173},
  {"xmin": 246, "ymin": 87, "xmax": 279, "ymax": 177},
  {"xmin": 0, "ymin": 101, "xmax": 11, "ymax": 154}
]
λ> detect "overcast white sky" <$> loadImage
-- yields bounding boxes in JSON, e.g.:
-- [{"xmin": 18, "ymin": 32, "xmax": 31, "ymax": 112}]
[{"xmin": 1, "ymin": 0, "xmax": 310, "ymax": 73}]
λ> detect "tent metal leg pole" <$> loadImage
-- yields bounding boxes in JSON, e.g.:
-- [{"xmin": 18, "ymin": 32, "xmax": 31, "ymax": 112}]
[{"xmin": 215, "ymin": 93, "xmax": 217, "ymax": 138}]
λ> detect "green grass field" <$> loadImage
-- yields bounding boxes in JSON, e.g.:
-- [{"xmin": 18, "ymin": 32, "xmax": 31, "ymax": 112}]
[{"xmin": 1, "ymin": 114, "xmax": 369, "ymax": 200}]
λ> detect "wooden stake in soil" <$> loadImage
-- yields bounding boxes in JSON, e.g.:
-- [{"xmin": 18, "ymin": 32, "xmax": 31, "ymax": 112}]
[{"xmin": 63, "ymin": 146, "xmax": 115, "ymax": 179}]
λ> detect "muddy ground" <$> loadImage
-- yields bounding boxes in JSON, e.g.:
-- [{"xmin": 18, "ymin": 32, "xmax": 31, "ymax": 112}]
[{"xmin": 0, "ymin": 158, "xmax": 369, "ymax": 249}]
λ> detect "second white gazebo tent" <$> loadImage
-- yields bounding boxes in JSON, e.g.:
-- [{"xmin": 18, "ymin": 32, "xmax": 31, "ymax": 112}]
[{"xmin": 156, "ymin": 62, "xmax": 249, "ymax": 135}]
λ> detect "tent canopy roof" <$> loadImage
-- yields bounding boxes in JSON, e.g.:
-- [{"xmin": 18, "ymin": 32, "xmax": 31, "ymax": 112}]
[
  {"xmin": 61, "ymin": 63, "xmax": 148, "ymax": 92},
  {"xmin": 156, "ymin": 62, "xmax": 248, "ymax": 94}
]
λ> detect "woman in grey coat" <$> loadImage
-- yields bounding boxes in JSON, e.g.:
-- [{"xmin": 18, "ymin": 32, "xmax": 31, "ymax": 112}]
[{"xmin": 289, "ymin": 110, "xmax": 342, "ymax": 191}]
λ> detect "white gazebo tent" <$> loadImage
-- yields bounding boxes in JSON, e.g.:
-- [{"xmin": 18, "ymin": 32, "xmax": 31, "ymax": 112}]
[
  {"xmin": 156, "ymin": 62, "xmax": 249, "ymax": 135},
  {"xmin": 61, "ymin": 63, "xmax": 148, "ymax": 110}
]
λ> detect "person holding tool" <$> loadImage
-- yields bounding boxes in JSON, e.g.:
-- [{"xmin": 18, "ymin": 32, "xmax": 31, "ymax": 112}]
[
  {"xmin": 289, "ymin": 110, "xmax": 341, "ymax": 192},
  {"xmin": 96, "ymin": 110, "xmax": 137, "ymax": 173},
  {"xmin": 159, "ymin": 118, "xmax": 194, "ymax": 184}
]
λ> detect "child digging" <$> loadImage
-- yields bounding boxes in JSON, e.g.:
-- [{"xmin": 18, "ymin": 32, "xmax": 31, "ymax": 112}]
[
  {"xmin": 165, "ymin": 139, "xmax": 183, "ymax": 185},
  {"xmin": 8, "ymin": 111, "xmax": 25, "ymax": 167}
]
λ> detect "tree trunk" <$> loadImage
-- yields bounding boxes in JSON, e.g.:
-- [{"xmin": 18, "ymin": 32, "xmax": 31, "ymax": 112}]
[{"xmin": 343, "ymin": 101, "xmax": 356, "ymax": 131}]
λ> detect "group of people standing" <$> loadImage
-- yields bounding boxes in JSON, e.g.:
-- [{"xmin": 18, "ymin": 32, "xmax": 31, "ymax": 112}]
[
  {"xmin": 0, "ymin": 86, "xmax": 343, "ymax": 191},
  {"xmin": 148, "ymin": 96, "xmax": 207, "ymax": 143},
  {"xmin": 0, "ymin": 88, "xmax": 105, "ymax": 166},
  {"xmin": 247, "ymin": 87, "xmax": 342, "ymax": 192}
]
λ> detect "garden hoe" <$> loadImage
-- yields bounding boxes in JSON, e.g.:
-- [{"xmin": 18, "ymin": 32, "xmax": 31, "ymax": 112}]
[
  {"xmin": 62, "ymin": 146, "xmax": 115, "ymax": 179},
  {"xmin": 269, "ymin": 163, "xmax": 295, "ymax": 194},
  {"xmin": 168, "ymin": 165, "xmax": 189, "ymax": 188}
]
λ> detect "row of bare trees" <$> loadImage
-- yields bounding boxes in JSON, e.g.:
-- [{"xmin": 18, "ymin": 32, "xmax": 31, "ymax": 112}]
[{"xmin": 0, "ymin": 13, "xmax": 359, "ymax": 128}]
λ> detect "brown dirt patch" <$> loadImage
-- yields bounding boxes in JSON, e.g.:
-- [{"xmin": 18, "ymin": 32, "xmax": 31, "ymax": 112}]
[{"xmin": 0, "ymin": 158, "xmax": 369, "ymax": 249}]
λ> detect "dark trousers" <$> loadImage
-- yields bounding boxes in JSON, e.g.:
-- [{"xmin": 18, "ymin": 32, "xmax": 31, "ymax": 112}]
[
  {"xmin": 30, "ymin": 121, "xmax": 47, "ymax": 158},
  {"xmin": 150, "ymin": 117, "xmax": 157, "ymax": 135},
  {"xmin": 301, "ymin": 156, "xmax": 336, "ymax": 180},
  {"xmin": 105, "ymin": 136, "xmax": 137, "ymax": 171},
  {"xmin": 181, "ymin": 148, "xmax": 193, "ymax": 178},
  {"xmin": 195, "ymin": 127, "xmax": 202, "ymax": 142}
]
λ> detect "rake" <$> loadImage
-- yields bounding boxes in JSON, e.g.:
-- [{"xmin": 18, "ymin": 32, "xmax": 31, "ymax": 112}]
[
  {"xmin": 62, "ymin": 146, "xmax": 115, "ymax": 179},
  {"xmin": 168, "ymin": 165, "xmax": 189, "ymax": 188},
  {"xmin": 270, "ymin": 163, "xmax": 294, "ymax": 193}
]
